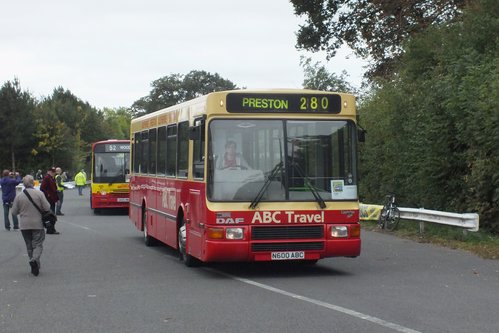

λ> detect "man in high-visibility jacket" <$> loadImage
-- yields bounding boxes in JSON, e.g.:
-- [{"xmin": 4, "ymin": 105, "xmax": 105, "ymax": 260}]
[
  {"xmin": 55, "ymin": 167, "xmax": 66, "ymax": 216},
  {"xmin": 74, "ymin": 169, "xmax": 87, "ymax": 196}
]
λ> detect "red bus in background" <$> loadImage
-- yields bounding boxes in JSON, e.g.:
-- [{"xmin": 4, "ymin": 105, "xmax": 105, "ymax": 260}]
[
  {"xmin": 129, "ymin": 89, "xmax": 362, "ymax": 266},
  {"xmin": 90, "ymin": 139, "xmax": 130, "ymax": 213}
]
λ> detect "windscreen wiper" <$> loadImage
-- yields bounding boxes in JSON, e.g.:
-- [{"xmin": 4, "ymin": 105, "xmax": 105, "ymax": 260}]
[
  {"xmin": 291, "ymin": 163, "xmax": 326, "ymax": 209},
  {"xmin": 249, "ymin": 161, "xmax": 283, "ymax": 209}
]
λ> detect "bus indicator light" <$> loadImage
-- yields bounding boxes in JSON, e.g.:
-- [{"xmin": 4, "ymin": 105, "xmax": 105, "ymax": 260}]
[{"xmin": 207, "ymin": 227, "xmax": 224, "ymax": 239}]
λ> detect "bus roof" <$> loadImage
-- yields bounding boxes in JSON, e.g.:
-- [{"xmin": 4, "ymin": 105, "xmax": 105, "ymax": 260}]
[{"xmin": 130, "ymin": 89, "xmax": 356, "ymax": 133}]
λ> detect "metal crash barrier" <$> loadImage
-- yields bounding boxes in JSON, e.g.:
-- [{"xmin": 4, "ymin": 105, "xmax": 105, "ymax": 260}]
[
  {"xmin": 360, "ymin": 204, "xmax": 479, "ymax": 232},
  {"xmin": 398, "ymin": 207, "xmax": 479, "ymax": 232}
]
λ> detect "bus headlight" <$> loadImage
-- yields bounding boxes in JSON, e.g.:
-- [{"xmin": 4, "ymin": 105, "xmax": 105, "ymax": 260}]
[
  {"xmin": 330, "ymin": 226, "xmax": 348, "ymax": 238},
  {"xmin": 226, "ymin": 228, "xmax": 244, "ymax": 240}
]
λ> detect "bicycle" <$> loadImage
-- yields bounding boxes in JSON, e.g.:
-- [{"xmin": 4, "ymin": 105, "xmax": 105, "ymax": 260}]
[{"xmin": 377, "ymin": 194, "xmax": 401, "ymax": 231}]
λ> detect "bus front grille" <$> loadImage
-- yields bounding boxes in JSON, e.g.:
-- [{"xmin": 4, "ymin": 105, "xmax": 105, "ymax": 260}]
[
  {"xmin": 251, "ymin": 242, "xmax": 324, "ymax": 252},
  {"xmin": 251, "ymin": 226, "xmax": 324, "ymax": 240}
]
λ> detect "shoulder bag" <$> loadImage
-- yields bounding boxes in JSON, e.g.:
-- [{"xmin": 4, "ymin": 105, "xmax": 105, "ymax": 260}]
[{"xmin": 23, "ymin": 189, "xmax": 57, "ymax": 229}]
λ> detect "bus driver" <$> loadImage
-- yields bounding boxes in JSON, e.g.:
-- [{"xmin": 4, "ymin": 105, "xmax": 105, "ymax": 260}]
[{"xmin": 218, "ymin": 140, "xmax": 250, "ymax": 170}]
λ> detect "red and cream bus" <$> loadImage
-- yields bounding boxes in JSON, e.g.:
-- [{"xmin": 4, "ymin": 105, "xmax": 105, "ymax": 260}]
[
  {"xmin": 90, "ymin": 139, "xmax": 130, "ymax": 213},
  {"xmin": 129, "ymin": 89, "xmax": 361, "ymax": 266}
]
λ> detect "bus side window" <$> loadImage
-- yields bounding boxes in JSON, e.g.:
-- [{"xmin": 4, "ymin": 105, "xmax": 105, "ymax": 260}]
[
  {"xmin": 177, "ymin": 121, "xmax": 189, "ymax": 178},
  {"xmin": 140, "ymin": 130, "xmax": 149, "ymax": 174},
  {"xmin": 133, "ymin": 134, "xmax": 141, "ymax": 174},
  {"xmin": 149, "ymin": 128, "xmax": 157, "ymax": 175},
  {"xmin": 192, "ymin": 117, "xmax": 205, "ymax": 180},
  {"xmin": 166, "ymin": 125, "xmax": 177, "ymax": 177}
]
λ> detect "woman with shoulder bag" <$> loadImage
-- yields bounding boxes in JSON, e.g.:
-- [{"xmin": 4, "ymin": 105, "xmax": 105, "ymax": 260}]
[{"xmin": 11, "ymin": 175, "xmax": 51, "ymax": 276}]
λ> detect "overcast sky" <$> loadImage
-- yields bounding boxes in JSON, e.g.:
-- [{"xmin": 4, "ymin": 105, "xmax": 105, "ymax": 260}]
[{"xmin": 1, "ymin": 0, "xmax": 367, "ymax": 109}]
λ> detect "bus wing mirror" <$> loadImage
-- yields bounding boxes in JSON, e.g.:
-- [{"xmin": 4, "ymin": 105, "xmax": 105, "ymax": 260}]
[
  {"xmin": 189, "ymin": 126, "xmax": 201, "ymax": 140},
  {"xmin": 189, "ymin": 117, "xmax": 205, "ymax": 140}
]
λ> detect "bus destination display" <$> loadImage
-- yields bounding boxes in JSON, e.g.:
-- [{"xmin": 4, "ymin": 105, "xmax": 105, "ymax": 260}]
[
  {"xmin": 226, "ymin": 93, "xmax": 342, "ymax": 113},
  {"xmin": 95, "ymin": 143, "xmax": 130, "ymax": 153}
]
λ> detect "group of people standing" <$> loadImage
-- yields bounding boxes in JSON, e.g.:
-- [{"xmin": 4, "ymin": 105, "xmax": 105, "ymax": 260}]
[{"xmin": 1, "ymin": 166, "xmax": 85, "ymax": 277}]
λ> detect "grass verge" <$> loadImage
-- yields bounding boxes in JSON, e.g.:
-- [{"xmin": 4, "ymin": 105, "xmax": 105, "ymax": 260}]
[{"xmin": 361, "ymin": 220, "xmax": 499, "ymax": 260}]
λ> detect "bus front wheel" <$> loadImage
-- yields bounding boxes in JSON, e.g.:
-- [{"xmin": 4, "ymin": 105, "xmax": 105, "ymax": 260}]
[
  {"xmin": 143, "ymin": 209, "xmax": 155, "ymax": 247},
  {"xmin": 178, "ymin": 220, "xmax": 198, "ymax": 267}
]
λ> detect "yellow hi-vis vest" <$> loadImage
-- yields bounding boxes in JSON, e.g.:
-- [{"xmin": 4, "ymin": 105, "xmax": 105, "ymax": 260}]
[{"xmin": 55, "ymin": 174, "xmax": 65, "ymax": 191}]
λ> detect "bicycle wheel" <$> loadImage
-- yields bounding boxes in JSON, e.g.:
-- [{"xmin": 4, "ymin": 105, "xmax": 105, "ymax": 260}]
[
  {"xmin": 384, "ymin": 206, "xmax": 400, "ymax": 231},
  {"xmin": 377, "ymin": 208, "xmax": 387, "ymax": 229}
]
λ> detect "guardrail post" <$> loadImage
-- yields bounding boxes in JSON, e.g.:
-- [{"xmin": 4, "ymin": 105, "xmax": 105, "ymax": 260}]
[{"xmin": 419, "ymin": 222, "xmax": 425, "ymax": 235}]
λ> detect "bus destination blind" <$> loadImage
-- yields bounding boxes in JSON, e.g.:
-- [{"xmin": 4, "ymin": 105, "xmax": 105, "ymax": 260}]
[
  {"xmin": 226, "ymin": 93, "xmax": 342, "ymax": 114},
  {"xmin": 95, "ymin": 143, "xmax": 130, "ymax": 153}
]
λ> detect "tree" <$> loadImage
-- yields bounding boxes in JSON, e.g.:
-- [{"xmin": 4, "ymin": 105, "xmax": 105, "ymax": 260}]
[
  {"xmin": 359, "ymin": 0, "xmax": 499, "ymax": 233},
  {"xmin": 33, "ymin": 104, "xmax": 72, "ymax": 167},
  {"xmin": 132, "ymin": 70, "xmax": 238, "ymax": 116},
  {"xmin": 102, "ymin": 107, "xmax": 132, "ymax": 140},
  {"xmin": 34, "ymin": 88, "xmax": 109, "ymax": 172},
  {"xmin": 290, "ymin": 0, "xmax": 467, "ymax": 78},
  {"xmin": 0, "ymin": 79, "xmax": 37, "ymax": 172},
  {"xmin": 300, "ymin": 56, "xmax": 358, "ymax": 94}
]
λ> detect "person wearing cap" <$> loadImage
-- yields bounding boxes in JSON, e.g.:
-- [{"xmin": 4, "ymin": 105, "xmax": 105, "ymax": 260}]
[{"xmin": 39, "ymin": 167, "xmax": 60, "ymax": 234}]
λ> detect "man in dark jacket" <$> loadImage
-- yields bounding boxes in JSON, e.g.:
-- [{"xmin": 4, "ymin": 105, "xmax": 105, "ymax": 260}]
[
  {"xmin": 1, "ymin": 169, "xmax": 22, "ymax": 230},
  {"xmin": 39, "ymin": 167, "xmax": 60, "ymax": 234}
]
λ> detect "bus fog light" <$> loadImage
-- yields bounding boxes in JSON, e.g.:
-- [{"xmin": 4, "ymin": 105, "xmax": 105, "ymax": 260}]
[
  {"xmin": 100, "ymin": 191, "xmax": 107, "ymax": 195},
  {"xmin": 226, "ymin": 228, "xmax": 244, "ymax": 240},
  {"xmin": 331, "ymin": 226, "xmax": 348, "ymax": 238}
]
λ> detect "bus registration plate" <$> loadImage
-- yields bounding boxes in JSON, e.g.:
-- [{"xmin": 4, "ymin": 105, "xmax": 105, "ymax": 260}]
[
  {"xmin": 271, "ymin": 251, "xmax": 305, "ymax": 260},
  {"xmin": 117, "ymin": 198, "xmax": 129, "ymax": 202}
]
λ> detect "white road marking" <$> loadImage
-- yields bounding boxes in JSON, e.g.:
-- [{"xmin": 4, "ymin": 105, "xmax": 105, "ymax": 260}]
[
  {"xmin": 211, "ymin": 269, "xmax": 422, "ymax": 333},
  {"xmin": 61, "ymin": 221, "xmax": 92, "ymax": 231}
]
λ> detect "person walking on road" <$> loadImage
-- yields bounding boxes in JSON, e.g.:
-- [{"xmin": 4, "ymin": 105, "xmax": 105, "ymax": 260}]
[
  {"xmin": 74, "ymin": 169, "xmax": 87, "ymax": 196},
  {"xmin": 39, "ymin": 167, "xmax": 60, "ymax": 234},
  {"xmin": 11, "ymin": 175, "xmax": 50, "ymax": 276},
  {"xmin": 40, "ymin": 167, "xmax": 58, "ymax": 213},
  {"xmin": 1, "ymin": 169, "xmax": 22, "ymax": 231},
  {"xmin": 55, "ymin": 167, "xmax": 66, "ymax": 215}
]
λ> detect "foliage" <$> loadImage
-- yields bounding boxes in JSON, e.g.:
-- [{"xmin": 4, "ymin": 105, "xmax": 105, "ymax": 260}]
[
  {"xmin": 131, "ymin": 70, "xmax": 238, "ymax": 116},
  {"xmin": 359, "ymin": 0, "xmax": 499, "ymax": 233},
  {"xmin": 0, "ymin": 82, "xmax": 133, "ymax": 175},
  {"xmin": 291, "ymin": 0, "xmax": 466, "ymax": 78},
  {"xmin": 362, "ymin": 220, "xmax": 499, "ymax": 259},
  {"xmin": 0, "ymin": 69, "xmax": 234, "ymax": 175},
  {"xmin": 0, "ymin": 79, "xmax": 37, "ymax": 172},
  {"xmin": 300, "ymin": 56, "xmax": 358, "ymax": 94},
  {"xmin": 101, "ymin": 107, "xmax": 132, "ymax": 140}
]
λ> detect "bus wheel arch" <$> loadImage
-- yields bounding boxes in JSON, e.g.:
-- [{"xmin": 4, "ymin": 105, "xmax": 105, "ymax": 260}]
[
  {"xmin": 142, "ymin": 203, "xmax": 155, "ymax": 246},
  {"xmin": 177, "ymin": 209, "xmax": 198, "ymax": 267}
]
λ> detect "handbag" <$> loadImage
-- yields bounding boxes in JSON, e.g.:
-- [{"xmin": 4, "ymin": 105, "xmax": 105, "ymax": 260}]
[{"xmin": 23, "ymin": 189, "xmax": 57, "ymax": 229}]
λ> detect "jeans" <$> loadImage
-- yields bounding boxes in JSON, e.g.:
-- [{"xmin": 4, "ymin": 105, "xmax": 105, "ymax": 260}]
[
  {"xmin": 77, "ymin": 185, "xmax": 84, "ymax": 196},
  {"xmin": 56, "ymin": 191, "xmax": 64, "ymax": 214},
  {"xmin": 3, "ymin": 202, "xmax": 19, "ymax": 230}
]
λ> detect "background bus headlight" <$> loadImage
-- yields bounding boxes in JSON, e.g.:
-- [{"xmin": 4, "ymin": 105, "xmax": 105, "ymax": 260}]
[{"xmin": 226, "ymin": 228, "xmax": 244, "ymax": 240}]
